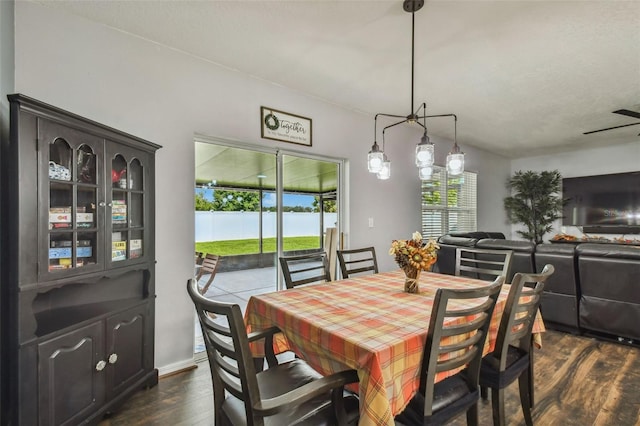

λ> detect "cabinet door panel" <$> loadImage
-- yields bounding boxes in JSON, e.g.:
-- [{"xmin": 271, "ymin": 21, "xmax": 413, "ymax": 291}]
[
  {"xmin": 106, "ymin": 142, "xmax": 151, "ymax": 266},
  {"xmin": 39, "ymin": 118, "xmax": 105, "ymax": 279},
  {"xmin": 106, "ymin": 304, "xmax": 148, "ymax": 397},
  {"xmin": 38, "ymin": 322, "xmax": 105, "ymax": 426}
]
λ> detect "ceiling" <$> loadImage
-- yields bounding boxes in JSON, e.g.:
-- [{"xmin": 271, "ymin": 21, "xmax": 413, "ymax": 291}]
[
  {"xmin": 195, "ymin": 142, "xmax": 338, "ymax": 193},
  {"xmin": 36, "ymin": 0, "xmax": 640, "ymax": 160}
]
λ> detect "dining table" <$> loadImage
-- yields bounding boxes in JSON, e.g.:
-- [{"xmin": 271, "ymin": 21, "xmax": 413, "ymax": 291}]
[{"xmin": 244, "ymin": 269, "xmax": 545, "ymax": 426}]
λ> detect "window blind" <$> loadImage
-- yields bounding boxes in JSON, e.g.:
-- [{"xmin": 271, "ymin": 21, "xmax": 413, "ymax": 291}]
[{"xmin": 421, "ymin": 166, "xmax": 477, "ymax": 239}]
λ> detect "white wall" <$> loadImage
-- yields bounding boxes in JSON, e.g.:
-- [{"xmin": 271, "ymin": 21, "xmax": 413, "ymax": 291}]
[
  {"xmin": 510, "ymin": 141, "xmax": 640, "ymax": 239},
  {"xmin": 10, "ymin": 2, "xmax": 511, "ymax": 373}
]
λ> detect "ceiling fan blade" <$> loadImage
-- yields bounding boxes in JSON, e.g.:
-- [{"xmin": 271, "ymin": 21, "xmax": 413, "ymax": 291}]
[
  {"xmin": 613, "ymin": 109, "xmax": 640, "ymax": 119},
  {"xmin": 583, "ymin": 122, "xmax": 640, "ymax": 135}
]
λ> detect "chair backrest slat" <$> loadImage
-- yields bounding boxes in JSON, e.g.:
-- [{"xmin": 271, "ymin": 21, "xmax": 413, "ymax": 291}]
[
  {"xmin": 337, "ymin": 247, "xmax": 378, "ymax": 279},
  {"xmin": 455, "ymin": 247, "xmax": 513, "ymax": 282},
  {"xmin": 279, "ymin": 252, "xmax": 332, "ymax": 289}
]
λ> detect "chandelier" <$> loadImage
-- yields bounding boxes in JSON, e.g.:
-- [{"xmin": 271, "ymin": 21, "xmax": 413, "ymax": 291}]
[{"xmin": 367, "ymin": 0, "xmax": 464, "ymax": 180}]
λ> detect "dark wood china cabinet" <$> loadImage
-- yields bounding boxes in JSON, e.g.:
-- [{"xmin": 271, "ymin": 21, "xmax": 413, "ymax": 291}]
[{"xmin": 1, "ymin": 94, "xmax": 160, "ymax": 425}]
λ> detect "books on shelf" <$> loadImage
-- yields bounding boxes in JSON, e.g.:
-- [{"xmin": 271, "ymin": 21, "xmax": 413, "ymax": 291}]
[
  {"xmin": 112, "ymin": 240, "xmax": 127, "ymax": 261},
  {"xmin": 130, "ymin": 239, "xmax": 143, "ymax": 258},
  {"xmin": 49, "ymin": 247, "xmax": 93, "ymax": 259},
  {"xmin": 49, "ymin": 207, "xmax": 94, "ymax": 229},
  {"xmin": 112, "ymin": 200, "xmax": 127, "ymax": 224},
  {"xmin": 48, "ymin": 258, "xmax": 92, "ymax": 271},
  {"xmin": 50, "ymin": 239, "xmax": 92, "ymax": 248}
]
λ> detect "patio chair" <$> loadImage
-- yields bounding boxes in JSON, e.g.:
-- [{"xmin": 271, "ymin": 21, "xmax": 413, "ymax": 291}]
[
  {"xmin": 337, "ymin": 246, "xmax": 379, "ymax": 278},
  {"xmin": 455, "ymin": 247, "xmax": 513, "ymax": 282},
  {"xmin": 479, "ymin": 264, "xmax": 554, "ymax": 426},
  {"xmin": 196, "ymin": 253, "xmax": 221, "ymax": 295},
  {"xmin": 395, "ymin": 276, "xmax": 504, "ymax": 426},
  {"xmin": 279, "ymin": 252, "xmax": 332, "ymax": 289},
  {"xmin": 186, "ymin": 278, "xmax": 360, "ymax": 426}
]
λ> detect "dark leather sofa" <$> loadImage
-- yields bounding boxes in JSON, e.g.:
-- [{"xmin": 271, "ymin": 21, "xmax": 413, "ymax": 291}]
[{"xmin": 435, "ymin": 232, "xmax": 640, "ymax": 345}]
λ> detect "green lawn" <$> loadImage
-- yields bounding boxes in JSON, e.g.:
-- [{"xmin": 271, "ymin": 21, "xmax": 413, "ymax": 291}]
[{"xmin": 195, "ymin": 236, "xmax": 321, "ymax": 256}]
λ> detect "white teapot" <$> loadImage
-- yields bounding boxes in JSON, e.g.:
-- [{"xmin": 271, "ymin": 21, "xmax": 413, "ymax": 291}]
[{"xmin": 49, "ymin": 161, "xmax": 71, "ymax": 181}]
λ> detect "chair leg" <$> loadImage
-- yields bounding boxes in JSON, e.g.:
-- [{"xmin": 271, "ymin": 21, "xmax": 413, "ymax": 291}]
[
  {"xmin": 253, "ymin": 357, "xmax": 265, "ymax": 372},
  {"xmin": 528, "ymin": 348, "xmax": 535, "ymax": 409},
  {"xmin": 480, "ymin": 385, "xmax": 488, "ymax": 399},
  {"xmin": 519, "ymin": 372, "xmax": 534, "ymax": 426},
  {"xmin": 200, "ymin": 275, "xmax": 215, "ymax": 295},
  {"xmin": 466, "ymin": 403, "xmax": 479, "ymax": 426},
  {"xmin": 491, "ymin": 388, "xmax": 506, "ymax": 426}
]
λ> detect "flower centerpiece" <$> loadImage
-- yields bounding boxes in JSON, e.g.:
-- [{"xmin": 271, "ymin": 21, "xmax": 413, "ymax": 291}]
[{"xmin": 389, "ymin": 231, "xmax": 439, "ymax": 293}]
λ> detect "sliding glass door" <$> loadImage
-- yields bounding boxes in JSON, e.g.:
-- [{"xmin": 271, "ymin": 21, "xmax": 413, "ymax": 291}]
[
  {"xmin": 194, "ymin": 137, "xmax": 342, "ymax": 293},
  {"xmin": 278, "ymin": 154, "xmax": 341, "ymax": 283}
]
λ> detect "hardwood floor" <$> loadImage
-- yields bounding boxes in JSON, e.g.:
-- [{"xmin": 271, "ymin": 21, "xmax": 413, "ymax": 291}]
[{"xmin": 99, "ymin": 330, "xmax": 640, "ymax": 425}]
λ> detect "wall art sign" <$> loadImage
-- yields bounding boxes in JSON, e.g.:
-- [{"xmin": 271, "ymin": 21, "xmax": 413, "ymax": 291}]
[{"xmin": 261, "ymin": 106, "xmax": 312, "ymax": 147}]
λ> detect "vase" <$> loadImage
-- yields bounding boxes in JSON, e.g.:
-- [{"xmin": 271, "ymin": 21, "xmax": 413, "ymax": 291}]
[{"xmin": 403, "ymin": 267, "xmax": 420, "ymax": 293}]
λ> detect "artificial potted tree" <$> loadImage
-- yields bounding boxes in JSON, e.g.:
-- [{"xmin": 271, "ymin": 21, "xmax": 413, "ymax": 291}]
[{"xmin": 504, "ymin": 170, "xmax": 564, "ymax": 244}]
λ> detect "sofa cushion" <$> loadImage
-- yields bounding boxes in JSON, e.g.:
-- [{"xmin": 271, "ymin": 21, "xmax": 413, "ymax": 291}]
[
  {"xmin": 576, "ymin": 243, "xmax": 640, "ymax": 260},
  {"xmin": 534, "ymin": 243, "xmax": 580, "ymax": 331},
  {"xmin": 577, "ymin": 243, "xmax": 640, "ymax": 341},
  {"xmin": 476, "ymin": 239, "xmax": 535, "ymax": 253},
  {"xmin": 476, "ymin": 239, "xmax": 536, "ymax": 282},
  {"xmin": 437, "ymin": 236, "xmax": 478, "ymax": 246},
  {"xmin": 535, "ymin": 243, "xmax": 577, "ymax": 256},
  {"xmin": 534, "ymin": 244, "xmax": 579, "ymax": 296},
  {"xmin": 447, "ymin": 231, "xmax": 505, "ymax": 239}
]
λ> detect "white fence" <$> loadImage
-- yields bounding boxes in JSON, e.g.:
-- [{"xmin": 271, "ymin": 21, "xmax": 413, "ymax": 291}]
[{"xmin": 195, "ymin": 211, "xmax": 338, "ymax": 242}]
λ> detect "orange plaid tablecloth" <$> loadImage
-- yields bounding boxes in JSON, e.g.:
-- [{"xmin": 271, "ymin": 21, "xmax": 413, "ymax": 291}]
[{"xmin": 244, "ymin": 270, "xmax": 545, "ymax": 426}]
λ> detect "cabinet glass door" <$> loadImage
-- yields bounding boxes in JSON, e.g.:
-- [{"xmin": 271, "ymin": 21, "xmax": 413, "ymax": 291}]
[
  {"xmin": 45, "ymin": 122, "xmax": 103, "ymax": 276},
  {"xmin": 109, "ymin": 146, "xmax": 147, "ymax": 265}
]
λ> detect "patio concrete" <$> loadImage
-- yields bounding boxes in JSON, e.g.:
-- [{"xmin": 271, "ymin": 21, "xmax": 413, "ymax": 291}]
[{"xmin": 194, "ymin": 266, "xmax": 278, "ymax": 353}]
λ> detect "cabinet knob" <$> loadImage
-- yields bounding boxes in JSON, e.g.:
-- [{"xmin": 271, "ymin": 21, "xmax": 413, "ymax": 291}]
[
  {"xmin": 108, "ymin": 353, "xmax": 118, "ymax": 364},
  {"xmin": 98, "ymin": 201, "xmax": 106, "ymax": 207},
  {"xmin": 95, "ymin": 360, "xmax": 107, "ymax": 371}
]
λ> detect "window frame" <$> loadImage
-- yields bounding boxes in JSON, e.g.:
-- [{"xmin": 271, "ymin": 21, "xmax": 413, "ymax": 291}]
[{"xmin": 421, "ymin": 166, "xmax": 477, "ymax": 238}]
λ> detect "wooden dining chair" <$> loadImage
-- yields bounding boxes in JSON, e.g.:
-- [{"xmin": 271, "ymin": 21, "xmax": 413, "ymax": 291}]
[
  {"xmin": 196, "ymin": 253, "xmax": 221, "ymax": 295},
  {"xmin": 395, "ymin": 276, "xmax": 505, "ymax": 426},
  {"xmin": 279, "ymin": 252, "xmax": 332, "ymax": 289},
  {"xmin": 337, "ymin": 246, "xmax": 379, "ymax": 278},
  {"xmin": 455, "ymin": 247, "xmax": 513, "ymax": 282},
  {"xmin": 479, "ymin": 264, "xmax": 554, "ymax": 426},
  {"xmin": 186, "ymin": 279, "xmax": 360, "ymax": 426}
]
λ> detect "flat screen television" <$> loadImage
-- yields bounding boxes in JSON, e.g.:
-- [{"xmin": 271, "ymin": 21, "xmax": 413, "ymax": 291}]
[{"xmin": 562, "ymin": 171, "xmax": 640, "ymax": 234}]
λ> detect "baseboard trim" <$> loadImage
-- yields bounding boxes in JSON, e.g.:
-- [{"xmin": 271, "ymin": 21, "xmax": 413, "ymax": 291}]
[{"xmin": 158, "ymin": 358, "xmax": 198, "ymax": 378}]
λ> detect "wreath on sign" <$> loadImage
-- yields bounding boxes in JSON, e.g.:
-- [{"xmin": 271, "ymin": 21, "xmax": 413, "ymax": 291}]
[{"xmin": 264, "ymin": 113, "xmax": 280, "ymax": 130}]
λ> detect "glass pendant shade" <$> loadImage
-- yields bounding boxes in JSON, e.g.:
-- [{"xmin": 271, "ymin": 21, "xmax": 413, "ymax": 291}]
[
  {"xmin": 367, "ymin": 142, "xmax": 384, "ymax": 173},
  {"xmin": 415, "ymin": 133, "xmax": 434, "ymax": 167},
  {"xmin": 446, "ymin": 151, "xmax": 464, "ymax": 176},
  {"xmin": 377, "ymin": 155, "xmax": 391, "ymax": 180},
  {"xmin": 418, "ymin": 165, "xmax": 433, "ymax": 180}
]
